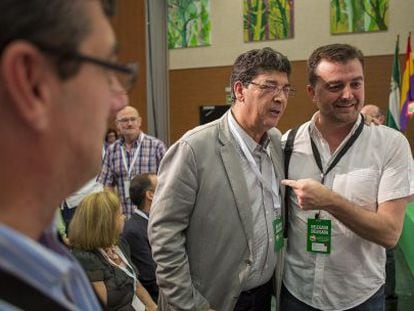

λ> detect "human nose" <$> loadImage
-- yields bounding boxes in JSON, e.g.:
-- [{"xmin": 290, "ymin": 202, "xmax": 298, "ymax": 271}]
[
  {"xmin": 341, "ymin": 84, "xmax": 354, "ymax": 100},
  {"xmin": 109, "ymin": 88, "xmax": 129, "ymax": 116}
]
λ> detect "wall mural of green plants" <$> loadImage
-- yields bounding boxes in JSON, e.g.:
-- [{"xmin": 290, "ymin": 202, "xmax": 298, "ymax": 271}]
[
  {"xmin": 243, "ymin": 0, "xmax": 294, "ymax": 42},
  {"xmin": 168, "ymin": 0, "xmax": 211, "ymax": 49},
  {"xmin": 330, "ymin": 0, "xmax": 389, "ymax": 34}
]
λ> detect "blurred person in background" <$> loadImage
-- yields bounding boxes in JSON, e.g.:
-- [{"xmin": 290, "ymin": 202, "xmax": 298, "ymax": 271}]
[
  {"xmin": 361, "ymin": 104, "xmax": 386, "ymax": 125},
  {"xmin": 106, "ymin": 128, "xmax": 119, "ymax": 144},
  {"xmin": 122, "ymin": 173, "xmax": 159, "ymax": 302},
  {"xmin": 98, "ymin": 105, "xmax": 166, "ymax": 217}
]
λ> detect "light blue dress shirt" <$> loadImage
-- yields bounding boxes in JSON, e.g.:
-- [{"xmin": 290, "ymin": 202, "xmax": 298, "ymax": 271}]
[{"xmin": 0, "ymin": 221, "xmax": 101, "ymax": 311}]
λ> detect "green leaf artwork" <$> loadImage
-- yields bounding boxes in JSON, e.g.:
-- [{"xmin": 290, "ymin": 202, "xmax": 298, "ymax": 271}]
[
  {"xmin": 243, "ymin": 0, "xmax": 294, "ymax": 42},
  {"xmin": 330, "ymin": 0, "xmax": 389, "ymax": 34},
  {"xmin": 168, "ymin": 0, "xmax": 211, "ymax": 49}
]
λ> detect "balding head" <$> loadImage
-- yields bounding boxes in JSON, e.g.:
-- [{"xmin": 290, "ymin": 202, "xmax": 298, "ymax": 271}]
[
  {"xmin": 116, "ymin": 105, "xmax": 139, "ymax": 120},
  {"xmin": 116, "ymin": 106, "xmax": 142, "ymax": 142},
  {"xmin": 361, "ymin": 104, "xmax": 385, "ymax": 125}
]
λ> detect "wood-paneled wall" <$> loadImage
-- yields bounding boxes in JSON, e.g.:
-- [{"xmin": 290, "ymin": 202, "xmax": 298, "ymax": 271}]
[
  {"xmin": 169, "ymin": 55, "xmax": 414, "ymax": 153},
  {"xmin": 110, "ymin": 0, "xmax": 147, "ymax": 129}
]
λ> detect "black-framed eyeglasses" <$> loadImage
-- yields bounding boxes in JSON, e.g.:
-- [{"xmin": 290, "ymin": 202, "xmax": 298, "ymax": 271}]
[
  {"xmin": 32, "ymin": 41, "xmax": 138, "ymax": 92},
  {"xmin": 250, "ymin": 81, "xmax": 296, "ymax": 97}
]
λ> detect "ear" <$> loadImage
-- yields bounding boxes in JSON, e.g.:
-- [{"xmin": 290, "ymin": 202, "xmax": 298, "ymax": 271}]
[
  {"xmin": 1, "ymin": 41, "xmax": 53, "ymax": 131},
  {"xmin": 145, "ymin": 189, "xmax": 154, "ymax": 202},
  {"xmin": 306, "ymin": 84, "xmax": 317, "ymax": 103},
  {"xmin": 233, "ymin": 81, "xmax": 245, "ymax": 103}
]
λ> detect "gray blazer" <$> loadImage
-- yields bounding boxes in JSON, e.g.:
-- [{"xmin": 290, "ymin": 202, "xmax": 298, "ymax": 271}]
[{"xmin": 148, "ymin": 112, "xmax": 286, "ymax": 310}]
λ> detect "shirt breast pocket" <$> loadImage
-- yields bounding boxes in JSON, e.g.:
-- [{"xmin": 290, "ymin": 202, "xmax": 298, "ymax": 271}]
[{"xmin": 332, "ymin": 168, "xmax": 380, "ymax": 211}]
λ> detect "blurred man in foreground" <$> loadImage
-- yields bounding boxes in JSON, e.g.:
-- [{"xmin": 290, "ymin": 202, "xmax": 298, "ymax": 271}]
[{"xmin": 0, "ymin": 0, "xmax": 136, "ymax": 309}]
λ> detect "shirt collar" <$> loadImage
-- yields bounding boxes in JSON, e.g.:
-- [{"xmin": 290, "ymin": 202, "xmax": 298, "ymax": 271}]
[
  {"xmin": 309, "ymin": 111, "xmax": 363, "ymax": 140},
  {"xmin": 228, "ymin": 111, "xmax": 270, "ymax": 154},
  {"xmin": 134, "ymin": 208, "xmax": 149, "ymax": 220},
  {"xmin": 120, "ymin": 132, "xmax": 143, "ymax": 146},
  {"xmin": 0, "ymin": 223, "xmax": 74, "ymax": 284}
]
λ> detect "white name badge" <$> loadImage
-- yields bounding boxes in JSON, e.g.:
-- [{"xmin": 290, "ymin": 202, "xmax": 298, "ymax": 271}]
[
  {"xmin": 132, "ymin": 295, "xmax": 145, "ymax": 311},
  {"xmin": 124, "ymin": 180, "xmax": 131, "ymax": 199}
]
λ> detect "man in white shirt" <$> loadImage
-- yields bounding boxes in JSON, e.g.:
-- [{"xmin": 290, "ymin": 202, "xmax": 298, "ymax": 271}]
[
  {"xmin": 361, "ymin": 104, "xmax": 400, "ymax": 305},
  {"xmin": 281, "ymin": 44, "xmax": 414, "ymax": 310}
]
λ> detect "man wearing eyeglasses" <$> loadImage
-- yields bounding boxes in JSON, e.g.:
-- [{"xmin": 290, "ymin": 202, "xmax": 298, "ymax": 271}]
[
  {"xmin": 149, "ymin": 47, "xmax": 293, "ymax": 310},
  {"xmin": 280, "ymin": 44, "xmax": 413, "ymax": 310},
  {"xmin": 98, "ymin": 105, "xmax": 166, "ymax": 217},
  {"xmin": 0, "ymin": 0, "xmax": 135, "ymax": 310}
]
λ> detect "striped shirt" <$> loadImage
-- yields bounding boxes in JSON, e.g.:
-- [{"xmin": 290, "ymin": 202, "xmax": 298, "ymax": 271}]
[
  {"xmin": 97, "ymin": 132, "xmax": 166, "ymax": 217},
  {"xmin": 0, "ymin": 222, "xmax": 101, "ymax": 310},
  {"xmin": 228, "ymin": 113, "xmax": 280, "ymax": 290}
]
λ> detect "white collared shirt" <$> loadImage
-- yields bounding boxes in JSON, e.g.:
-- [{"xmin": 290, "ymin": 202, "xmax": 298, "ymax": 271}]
[
  {"xmin": 228, "ymin": 112, "xmax": 280, "ymax": 290},
  {"xmin": 282, "ymin": 112, "xmax": 414, "ymax": 310}
]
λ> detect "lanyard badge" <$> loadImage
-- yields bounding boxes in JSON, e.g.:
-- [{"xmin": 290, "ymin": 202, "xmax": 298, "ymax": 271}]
[
  {"xmin": 273, "ymin": 217, "xmax": 284, "ymax": 252},
  {"xmin": 305, "ymin": 116, "xmax": 364, "ymax": 255},
  {"xmin": 307, "ymin": 218, "xmax": 331, "ymax": 254}
]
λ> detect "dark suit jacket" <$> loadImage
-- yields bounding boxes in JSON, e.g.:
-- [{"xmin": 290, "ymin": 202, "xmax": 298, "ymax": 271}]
[{"xmin": 122, "ymin": 212, "xmax": 158, "ymax": 301}]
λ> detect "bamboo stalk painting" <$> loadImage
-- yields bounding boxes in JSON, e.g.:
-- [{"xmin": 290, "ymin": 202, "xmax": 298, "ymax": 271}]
[
  {"xmin": 168, "ymin": 0, "xmax": 211, "ymax": 49},
  {"xmin": 330, "ymin": 0, "xmax": 389, "ymax": 34},
  {"xmin": 244, "ymin": 0, "xmax": 294, "ymax": 42}
]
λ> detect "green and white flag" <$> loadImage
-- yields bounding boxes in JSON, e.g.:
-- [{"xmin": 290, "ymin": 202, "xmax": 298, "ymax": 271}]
[{"xmin": 387, "ymin": 36, "xmax": 401, "ymax": 130}]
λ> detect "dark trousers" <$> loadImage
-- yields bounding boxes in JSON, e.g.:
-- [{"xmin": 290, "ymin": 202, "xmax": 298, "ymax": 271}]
[
  {"xmin": 280, "ymin": 283, "xmax": 385, "ymax": 311},
  {"xmin": 385, "ymin": 248, "xmax": 397, "ymax": 298},
  {"xmin": 234, "ymin": 280, "xmax": 272, "ymax": 311}
]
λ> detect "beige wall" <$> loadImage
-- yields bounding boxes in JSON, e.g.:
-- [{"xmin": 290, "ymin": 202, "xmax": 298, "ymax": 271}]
[
  {"xmin": 170, "ymin": 0, "xmax": 414, "ymax": 70},
  {"xmin": 168, "ymin": 1, "xmax": 414, "ymax": 149},
  {"xmin": 110, "ymin": 0, "xmax": 414, "ymax": 149}
]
